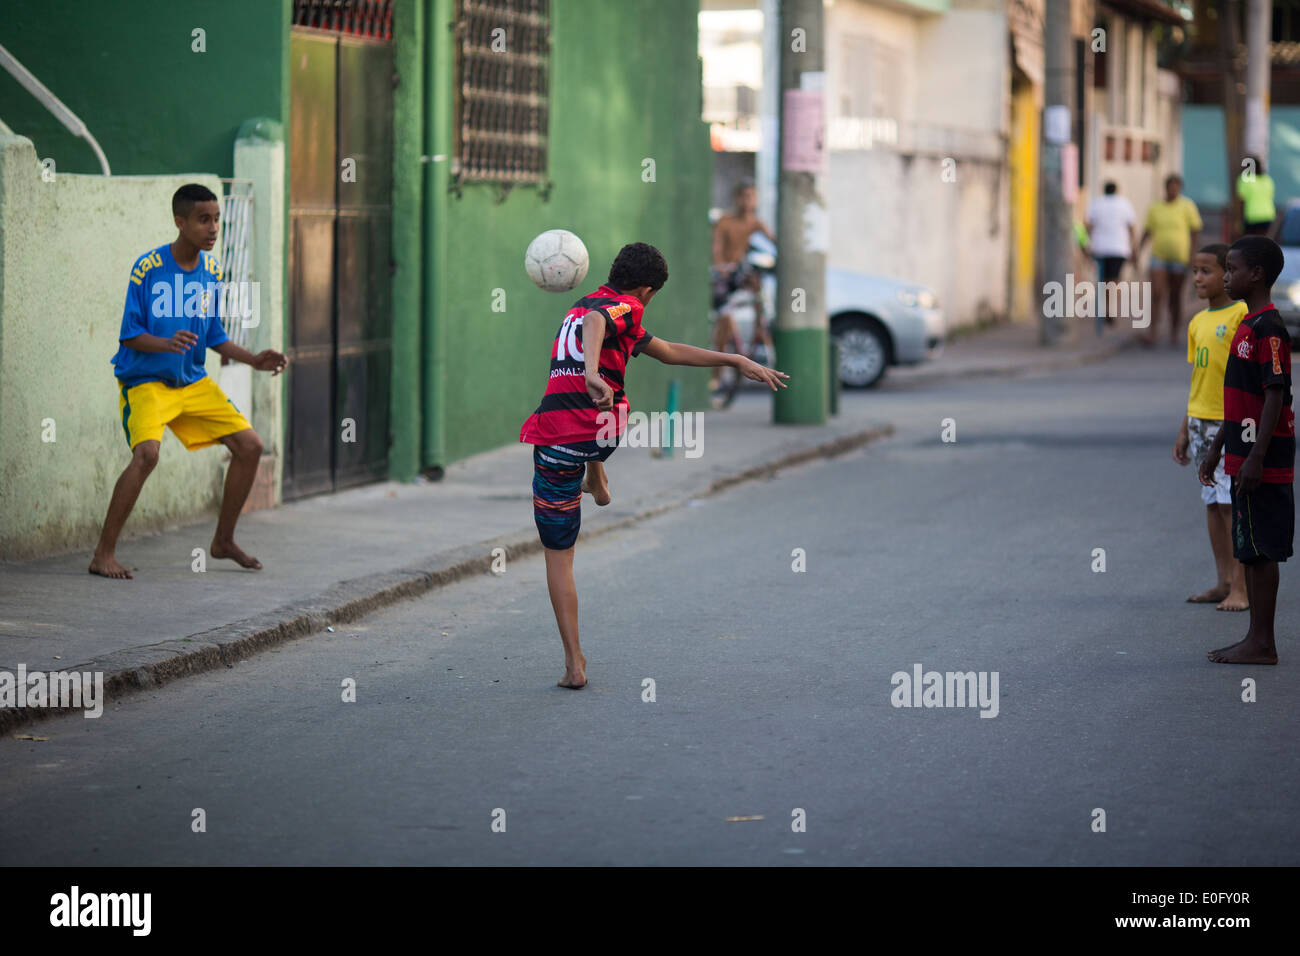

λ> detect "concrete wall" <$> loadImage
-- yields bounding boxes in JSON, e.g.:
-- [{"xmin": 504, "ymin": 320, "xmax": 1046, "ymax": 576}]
[
  {"xmin": 0, "ymin": 134, "xmax": 237, "ymax": 559},
  {"xmin": 825, "ymin": 0, "xmax": 1010, "ymax": 326}
]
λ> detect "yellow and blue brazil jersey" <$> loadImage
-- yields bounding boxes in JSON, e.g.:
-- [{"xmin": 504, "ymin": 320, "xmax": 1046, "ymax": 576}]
[{"xmin": 111, "ymin": 244, "xmax": 229, "ymax": 387}]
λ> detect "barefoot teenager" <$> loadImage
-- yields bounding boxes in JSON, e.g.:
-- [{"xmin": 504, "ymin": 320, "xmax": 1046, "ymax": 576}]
[
  {"xmin": 89, "ymin": 184, "xmax": 288, "ymax": 579},
  {"xmin": 1173, "ymin": 244, "xmax": 1248, "ymax": 611},
  {"xmin": 520, "ymin": 242, "xmax": 788, "ymax": 688},
  {"xmin": 1198, "ymin": 236, "xmax": 1294, "ymax": 664}
]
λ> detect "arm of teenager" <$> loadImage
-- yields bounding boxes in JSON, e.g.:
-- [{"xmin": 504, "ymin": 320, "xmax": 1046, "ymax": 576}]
[
  {"xmin": 640, "ymin": 336, "xmax": 789, "ymax": 390},
  {"xmin": 581, "ymin": 309, "xmax": 614, "ymax": 411},
  {"xmin": 118, "ymin": 272, "xmax": 197, "ymax": 354},
  {"xmin": 213, "ymin": 340, "xmax": 289, "ymax": 375},
  {"xmin": 1174, "ymin": 415, "xmax": 1191, "ymax": 465},
  {"xmin": 711, "ymin": 221, "xmax": 731, "ymax": 271},
  {"xmin": 1238, "ymin": 385, "xmax": 1285, "ymax": 493}
]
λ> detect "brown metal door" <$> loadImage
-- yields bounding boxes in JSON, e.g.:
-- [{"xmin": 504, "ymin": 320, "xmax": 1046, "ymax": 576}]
[{"xmin": 286, "ymin": 23, "xmax": 393, "ymax": 498}]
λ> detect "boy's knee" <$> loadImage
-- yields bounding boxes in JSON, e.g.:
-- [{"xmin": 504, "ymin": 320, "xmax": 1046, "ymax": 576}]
[
  {"xmin": 231, "ymin": 430, "xmax": 263, "ymax": 459},
  {"xmin": 132, "ymin": 442, "xmax": 160, "ymax": 471}
]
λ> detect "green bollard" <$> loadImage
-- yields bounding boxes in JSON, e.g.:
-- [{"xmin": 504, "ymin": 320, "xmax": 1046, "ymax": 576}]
[
  {"xmin": 828, "ymin": 340, "xmax": 840, "ymax": 416},
  {"xmin": 664, "ymin": 380, "xmax": 680, "ymax": 457}
]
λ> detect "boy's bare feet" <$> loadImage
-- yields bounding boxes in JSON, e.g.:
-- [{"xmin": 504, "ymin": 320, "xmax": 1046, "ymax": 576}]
[
  {"xmin": 557, "ymin": 653, "xmax": 587, "ymax": 689},
  {"xmin": 1187, "ymin": 585, "xmax": 1229, "ymax": 603},
  {"xmin": 88, "ymin": 553, "xmax": 134, "ymax": 579},
  {"xmin": 210, "ymin": 538, "xmax": 262, "ymax": 570},
  {"xmin": 581, "ymin": 465, "xmax": 611, "ymax": 506},
  {"xmin": 1207, "ymin": 637, "xmax": 1277, "ymax": 664},
  {"xmin": 1216, "ymin": 593, "xmax": 1249, "ymax": 612}
]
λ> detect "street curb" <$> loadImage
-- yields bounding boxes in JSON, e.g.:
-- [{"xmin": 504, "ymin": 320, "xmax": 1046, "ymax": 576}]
[{"xmin": 1, "ymin": 424, "xmax": 894, "ymax": 734}]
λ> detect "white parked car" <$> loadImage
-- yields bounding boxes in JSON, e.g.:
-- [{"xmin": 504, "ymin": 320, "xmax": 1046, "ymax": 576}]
[{"xmin": 828, "ymin": 269, "xmax": 946, "ymax": 388}]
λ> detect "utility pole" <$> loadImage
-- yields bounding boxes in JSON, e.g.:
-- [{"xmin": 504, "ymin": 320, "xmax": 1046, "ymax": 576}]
[
  {"xmin": 774, "ymin": 0, "xmax": 828, "ymax": 424},
  {"xmin": 1244, "ymin": 0, "xmax": 1271, "ymax": 163},
  {"xmin": 1038, "ymin": 0, "xmax": 1074, "ymax": 346}
]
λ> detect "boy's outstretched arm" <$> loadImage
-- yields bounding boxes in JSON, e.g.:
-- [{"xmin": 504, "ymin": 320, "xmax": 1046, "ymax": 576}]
[
  {"xmin": 640, "ymin": 337, "xmax": 789, "ymax": 390},
  {"xmin": 214, "ymin": 340, "xmax": 289, "ymax": 375}
]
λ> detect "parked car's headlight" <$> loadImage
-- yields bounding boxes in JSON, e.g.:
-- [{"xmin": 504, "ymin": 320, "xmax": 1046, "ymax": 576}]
[{"xmin": 896, "ymin": 288, "xmax": 938, "ymax": 310}]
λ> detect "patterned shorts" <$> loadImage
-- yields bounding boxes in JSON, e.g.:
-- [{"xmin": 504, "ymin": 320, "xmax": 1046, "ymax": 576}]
[
  {"xmin": 531, "ymin": 440, "xmax": 616, "ymax": 550},
  {"xmin": 1187, "ymin": 416, "xmax": 1231, "ymax": 506}
]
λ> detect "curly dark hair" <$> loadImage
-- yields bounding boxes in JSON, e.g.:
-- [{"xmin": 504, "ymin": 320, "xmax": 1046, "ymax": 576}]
[
  {"xmin": 607, "ymin": 242, "xmax": 668, "ymax": 292},
  {"xmin": 1230, "ymin": 235, "xmax": 1285, "ymax": 287}
]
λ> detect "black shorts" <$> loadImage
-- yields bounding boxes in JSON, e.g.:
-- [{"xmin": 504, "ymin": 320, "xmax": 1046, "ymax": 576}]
[
  {"xmin": 1230, "ymin": 476, "xmax": 1295, "ymax": 564},
  {"xmin": 1096, "ymin": 256, "xmax": 1126, "ymax": 282},
  {"xmin": 1243, "ymin": 220, "xmax": 1273, "ymax": 236}
]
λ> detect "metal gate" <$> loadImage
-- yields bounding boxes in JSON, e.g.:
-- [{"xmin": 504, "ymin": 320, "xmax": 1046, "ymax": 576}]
[{"xmin": 286, "ymin": 6, "xmax": 393, "ymax": 498}]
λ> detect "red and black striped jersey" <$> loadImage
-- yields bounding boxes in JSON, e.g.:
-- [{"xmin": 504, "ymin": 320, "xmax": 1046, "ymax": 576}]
[
  {"xmin": 519, "ymin": 285, "xmax": 655, "ymax": 446},
  {"xmin": 1223, "ymin": 304, "xmax": 1295, "ymax": 483}
]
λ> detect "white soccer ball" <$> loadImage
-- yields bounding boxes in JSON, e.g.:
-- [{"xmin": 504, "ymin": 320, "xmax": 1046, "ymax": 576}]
[{"xmin": 525, "ymin": 229, "xmax": 590, "ymax": 293}]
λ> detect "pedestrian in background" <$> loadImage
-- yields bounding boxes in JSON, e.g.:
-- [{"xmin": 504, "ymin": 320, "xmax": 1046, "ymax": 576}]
[
  {"xmin": 1138, "ymin": 174, "xmax": 1203, "ymax": 348},
  {"xmin": 1237, "ymin": 154, "xmax": 1277, "ymax": 236},
  {"xmin": 1085, "ymin": 181, "xmax": 1137, "ymax": 335}
]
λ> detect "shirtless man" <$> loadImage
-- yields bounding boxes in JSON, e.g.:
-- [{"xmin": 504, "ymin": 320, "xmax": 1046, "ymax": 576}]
[{"xmin": 712, "ymin": 179, "xmax": 775, "ymax": 358}]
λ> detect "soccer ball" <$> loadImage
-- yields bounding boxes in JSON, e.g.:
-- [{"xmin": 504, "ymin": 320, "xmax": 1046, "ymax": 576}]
[{"xmin": 525, "ymin": 229, "xmax": 589, "ymax": 293}]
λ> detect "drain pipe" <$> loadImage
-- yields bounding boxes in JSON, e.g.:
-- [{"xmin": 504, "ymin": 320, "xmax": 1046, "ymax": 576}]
[{"xmin": 0, "ymin": 42, "xmax": 111, "ymax": 175}]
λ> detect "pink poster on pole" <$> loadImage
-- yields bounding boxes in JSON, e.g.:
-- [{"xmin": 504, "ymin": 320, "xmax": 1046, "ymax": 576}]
[{"xmin": 782, "ymin": 88, "xmax": 825, "ymax": 172}]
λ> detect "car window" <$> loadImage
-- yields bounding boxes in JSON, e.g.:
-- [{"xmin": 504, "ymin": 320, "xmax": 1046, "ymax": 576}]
[{"xmin": 1278, "ymin": 207, "xmax": 1300, "ymax": 246}]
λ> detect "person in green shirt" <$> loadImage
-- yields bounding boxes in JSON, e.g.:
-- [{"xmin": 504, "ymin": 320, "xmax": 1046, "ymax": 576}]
[
  {"xmin": 1237, "ymin": 154, "xmax": 1276, "ymax": 236},
  {"xmin": 1137, "ymin": 174, "xmax": 1203, "ymax": 348}
]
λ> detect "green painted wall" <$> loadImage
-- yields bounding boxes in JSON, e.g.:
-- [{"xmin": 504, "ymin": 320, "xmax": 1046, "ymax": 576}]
[
  {"xmin": 424, "ymin": 0, "xmax": 713, "ymax": 467},
  {"xmin": 0, "ymin": 0, "xmax": 291, "ymax": 178}
]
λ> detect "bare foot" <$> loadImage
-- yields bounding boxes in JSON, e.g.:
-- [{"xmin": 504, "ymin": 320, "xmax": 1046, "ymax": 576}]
[
  {"xmin": 88, "ymin": 553, "xmax": 134, "ymax": 579},
  {"xmin": 210, "ymin": 539, "xmax": 262, "ymax": 570},
  {"xmin": 1207, "ymin": 637, "xmax": 1277, "ymax": 664},
  {"xmin": 581, "ymin": 466, "xmax": 611, "ymax": 506},
  {"xmin": 1187, "ymin": 585, "xmax": 1229, "ymax": 604},
  {"xmin": 557, "ymin": 654, "xmax": 587, "ymax": 689},
  {"xmin": 1216, "ymin": 593, "xmax": 1249, "ymax": 612}
]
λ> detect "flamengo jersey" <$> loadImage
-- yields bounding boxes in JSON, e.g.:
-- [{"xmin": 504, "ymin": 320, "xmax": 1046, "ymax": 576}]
[
  {"xmin": 1223, "ymin": 304, "xmax": 1295, "ymax": 483},
  {"xmin": 519, "ymin": 284, "xmax": 655, "ymax": 446}
]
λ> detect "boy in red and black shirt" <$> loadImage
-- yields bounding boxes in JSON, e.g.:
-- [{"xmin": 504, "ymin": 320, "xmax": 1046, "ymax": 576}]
[
  {"xmin": 1199, "ymin": 236, "xmax": 1295, "ymax": 664},
  {"xmin": 520, "ymin": 242, "xmax": 788, "ymax": 688}
]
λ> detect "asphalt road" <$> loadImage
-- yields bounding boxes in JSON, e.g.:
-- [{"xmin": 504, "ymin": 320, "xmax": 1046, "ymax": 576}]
[{"xmin": 3, "ymin": 347, "xmax": 1297, "ymax": 865}]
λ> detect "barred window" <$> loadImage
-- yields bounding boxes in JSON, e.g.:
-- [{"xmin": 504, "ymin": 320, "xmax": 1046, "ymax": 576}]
[
  {"xmin": 292, "ymin": 0, "xmax": 394, "ymax": 39},
  {"xmin": 453, "ymin": 0, "xmax": 550, "ymax": 184}
]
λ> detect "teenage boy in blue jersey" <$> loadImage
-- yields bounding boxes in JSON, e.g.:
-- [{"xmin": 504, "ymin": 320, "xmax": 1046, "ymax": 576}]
[{"xmin": 89, "ymin": 184, "xmax": 288, "ymax": 579}]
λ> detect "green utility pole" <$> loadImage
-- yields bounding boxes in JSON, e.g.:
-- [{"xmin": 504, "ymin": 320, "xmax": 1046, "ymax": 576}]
[{"xmin": 774, "ymin": 0, "xmax": 828, "ymax": 424}]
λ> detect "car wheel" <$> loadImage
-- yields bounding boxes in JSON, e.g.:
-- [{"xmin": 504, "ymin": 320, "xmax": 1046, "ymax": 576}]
[{"xmin": 833, "ymin": 316, "xmax": 889, "ymax": 388}]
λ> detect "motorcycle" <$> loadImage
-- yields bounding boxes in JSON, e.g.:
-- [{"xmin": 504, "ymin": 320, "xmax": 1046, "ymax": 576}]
[{"xmin": 709, "ymin": 232, "xmax": 777, "ymax": 409}]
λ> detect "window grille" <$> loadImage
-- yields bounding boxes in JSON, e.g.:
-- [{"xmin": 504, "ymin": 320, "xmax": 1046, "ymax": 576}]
[
  {"xmin": 293, "ymin": 0, "xmax": 394, "ymax": 40},
  {"xmin": 453, "ymin": 0, "xmax": 550, "ymax": 184},
  {"xmin": 218, "ymin": 179, "xmax": 256, "ymax": 348}
]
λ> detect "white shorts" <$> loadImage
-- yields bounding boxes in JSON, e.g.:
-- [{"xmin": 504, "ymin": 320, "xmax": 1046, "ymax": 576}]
[{"xmin": 1187, "ymin": 416, "xmax": 1231, "ymax": 506}]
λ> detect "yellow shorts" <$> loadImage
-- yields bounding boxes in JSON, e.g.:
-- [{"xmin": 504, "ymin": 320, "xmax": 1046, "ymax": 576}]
[{"xmin": 118, "ymin": 377, "xmax": 252, "ymax": 450}]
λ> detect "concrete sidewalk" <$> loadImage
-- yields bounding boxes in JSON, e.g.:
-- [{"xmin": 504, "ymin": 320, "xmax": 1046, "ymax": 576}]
[
  {"xmin": 888, "ymin": 319, "xmax": 1138, "ymax": 388},
  {"xmin": 0, "ymin": 320, "xmax": 1136, "ymax": 729}
]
